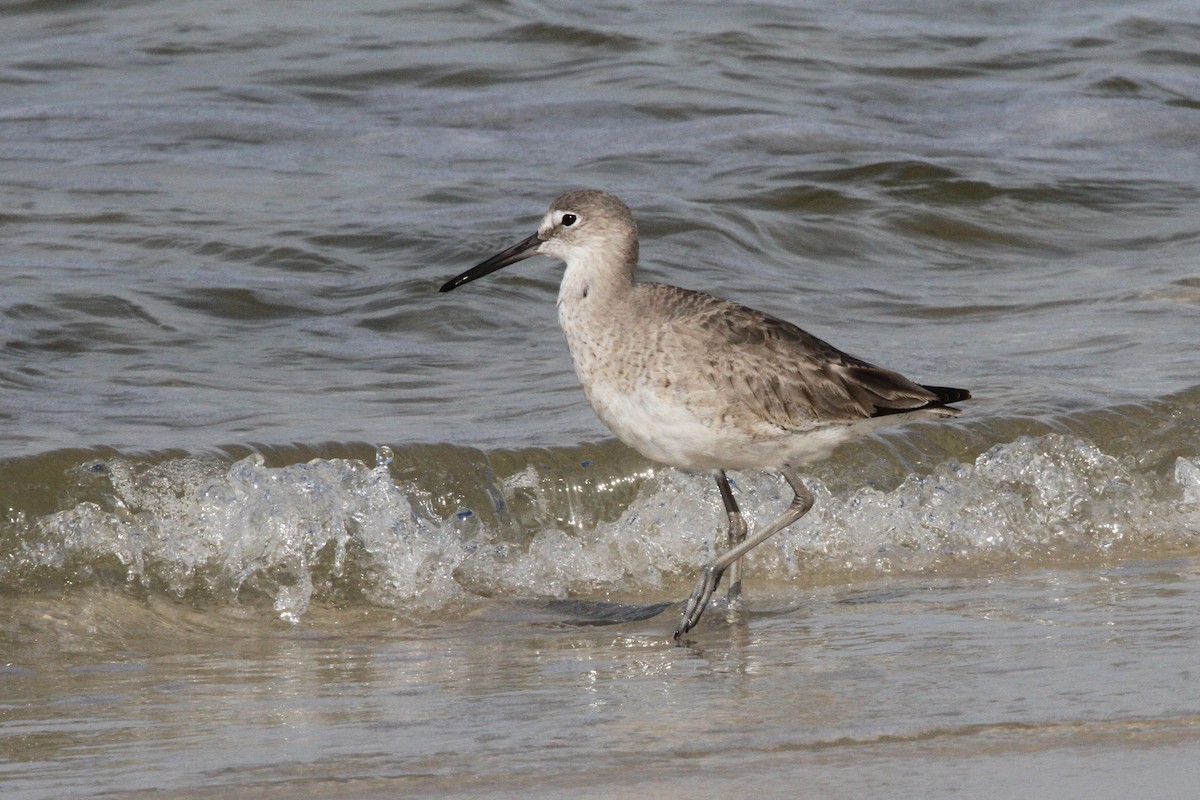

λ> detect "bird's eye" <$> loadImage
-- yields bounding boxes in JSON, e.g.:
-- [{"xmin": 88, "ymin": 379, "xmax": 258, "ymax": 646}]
[{"xmin": 561, "ymin": 213, "xmax": 578, "ymax": 227}]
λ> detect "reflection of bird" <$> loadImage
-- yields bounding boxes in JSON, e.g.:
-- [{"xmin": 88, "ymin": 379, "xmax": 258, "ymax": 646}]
[{"xmin": 441, "ymin": 190, "xmax": 970, "ymax": 638}]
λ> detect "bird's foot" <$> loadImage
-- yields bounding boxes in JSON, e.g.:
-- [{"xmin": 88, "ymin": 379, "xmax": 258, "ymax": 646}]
[{"xmin": 674, "ymin": 564, "xmax": 722, "ymax": 639}]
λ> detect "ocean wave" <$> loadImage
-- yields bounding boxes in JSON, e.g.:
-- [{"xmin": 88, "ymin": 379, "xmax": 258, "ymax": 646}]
[{"xmin": 3, "ymin": 389, "xmax": 1199, "ymax": 622}]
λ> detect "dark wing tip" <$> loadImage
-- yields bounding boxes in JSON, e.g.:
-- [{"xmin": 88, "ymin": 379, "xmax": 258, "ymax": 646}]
[
  {"xmin": 866, "ymin": 383, "xmax": 971, "ymax": 419},
  {"xmin": 921, "ymin": 385, "xmax": 972, "ymax": 405}
]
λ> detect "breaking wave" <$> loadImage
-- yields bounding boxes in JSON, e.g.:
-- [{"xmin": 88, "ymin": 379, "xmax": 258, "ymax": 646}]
[{"xmin": 3, "ymin": 388, "xmax": 1199, "ymax": 623}]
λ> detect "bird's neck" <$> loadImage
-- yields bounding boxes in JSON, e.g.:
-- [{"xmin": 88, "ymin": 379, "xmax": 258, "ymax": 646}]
[
  {"xmin": 556, "ymin": 241, "xmax": 637, "ymax": 312},
  {"xmin": 555, "ymin": 243, "xmax": 645, "ymax": 406}
]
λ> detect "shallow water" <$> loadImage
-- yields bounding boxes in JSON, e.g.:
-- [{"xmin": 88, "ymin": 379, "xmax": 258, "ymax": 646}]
[
  {"xmin": 2, "ymin": 0, "xmax": 1200, "ymax": 797},
  {"xmin": 5, "ymin": 561, "xmax": 1200, "ymax": 799}
]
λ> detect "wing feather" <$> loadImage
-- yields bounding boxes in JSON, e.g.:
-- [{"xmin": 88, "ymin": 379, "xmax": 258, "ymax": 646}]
[{"xmin": 646, "ymin": 285, "xmax": 966, "ymax": 432}]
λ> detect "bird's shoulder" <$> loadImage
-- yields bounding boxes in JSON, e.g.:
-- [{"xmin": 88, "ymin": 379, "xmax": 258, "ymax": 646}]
[{"xmin": 638, "ymin": 282, "xmax": 860, "ymax": 368}]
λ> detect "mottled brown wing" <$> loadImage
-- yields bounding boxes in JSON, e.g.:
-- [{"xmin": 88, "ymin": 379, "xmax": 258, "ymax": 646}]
[{"xmin": 652, "ymin": 286, "xmax": 951, "ymax": 431}]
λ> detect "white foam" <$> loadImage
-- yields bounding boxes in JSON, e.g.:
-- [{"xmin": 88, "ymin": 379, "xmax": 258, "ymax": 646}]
[
  {"xmin": 21, "ymin": 435, "xmax": 1199, "ymax": 622},
  {"xmin": 30, "ymin": 454, "xmax": 471, "ymax": 622}
]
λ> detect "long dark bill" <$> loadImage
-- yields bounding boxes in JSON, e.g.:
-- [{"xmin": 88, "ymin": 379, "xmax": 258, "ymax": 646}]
[{"xmin": 439, "ymin": 232, "xmax": 542, "ymax": 293}]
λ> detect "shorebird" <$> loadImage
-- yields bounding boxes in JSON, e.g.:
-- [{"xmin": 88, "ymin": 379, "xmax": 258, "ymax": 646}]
[{"xmin": 440, "ymin": 190, "xmax": 970, "ymax": 638}]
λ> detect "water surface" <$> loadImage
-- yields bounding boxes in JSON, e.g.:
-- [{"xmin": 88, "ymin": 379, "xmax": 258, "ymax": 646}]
[{"xmin": 2, "ymin": 0, "xmax": 1200, "ymax": 797}]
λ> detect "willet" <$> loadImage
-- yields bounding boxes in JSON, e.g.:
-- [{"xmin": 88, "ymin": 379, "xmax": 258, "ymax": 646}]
[{"xmin": 440, "ymin": 190, "xmax": 970, "ymax": 638}]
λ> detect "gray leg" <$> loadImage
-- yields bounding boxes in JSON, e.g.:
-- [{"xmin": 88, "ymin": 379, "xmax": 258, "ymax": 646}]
[
  {"xmin": 714, "ymin": 470, "xmax": 747, "ymax": 601},
  {"xmin": 675, "ymin": 467, "xmax": 813, "ymax": 639}
]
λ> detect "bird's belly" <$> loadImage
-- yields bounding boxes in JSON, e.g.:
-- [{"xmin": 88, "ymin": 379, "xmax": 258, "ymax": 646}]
[{"xmin": 585, "ymin": 382, "xmax": 850, "ymax": 471}]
